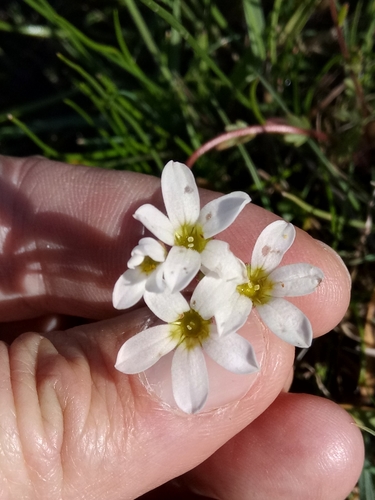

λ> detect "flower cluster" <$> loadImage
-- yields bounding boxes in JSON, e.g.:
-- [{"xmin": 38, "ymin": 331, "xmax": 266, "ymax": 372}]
[{"xmin": 113, "ymin": 160, "xmax": 324, "ymax": 414}]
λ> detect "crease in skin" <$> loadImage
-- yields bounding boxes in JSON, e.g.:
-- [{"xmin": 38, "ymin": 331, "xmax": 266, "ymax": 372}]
[
  {"xmin": 36, "ymin": 333, "xmax": 115, "ymax": 500},
  {"xmin": 38, "ymin": 330, "xmax": 96, "ymax": 498},
  {"xmin": 49, "ymin": 324, "xmax": 139, "ymax": 468},
  {"xmin": 8, "ymin": 333, "xmax": 64, "ymax": 498},
  {"xmin": 36, "ymin": 338, "xmax": 66, "ymax": 453},
  {"xmin": 80, "ymin": 344, "xmax": 123, "ymax": 460},
  {"xmin": 0, "ymin": 342, "xmax": 33, "ymax": 499}
]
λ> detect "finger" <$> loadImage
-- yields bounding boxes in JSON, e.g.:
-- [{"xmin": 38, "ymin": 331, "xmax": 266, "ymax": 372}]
[
  {"xmin": 184, "ymin": 392, "xmax": 364, "ymax": 500},
  {"xmin": 0, "ymin": 155, "xmax": 349, "ymax": 339},
  {"xmin": 0, "ymin": 155, "xmax": 159, "ymax": 322},
  {"xmin": 2, "ymin": 304, "xmax": 295, "ymax": 499}
]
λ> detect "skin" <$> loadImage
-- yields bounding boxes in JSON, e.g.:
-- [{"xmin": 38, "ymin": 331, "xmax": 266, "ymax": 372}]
[{"xmin": 0, "ymin": 155, "xmax": 364, "ymax": 500}]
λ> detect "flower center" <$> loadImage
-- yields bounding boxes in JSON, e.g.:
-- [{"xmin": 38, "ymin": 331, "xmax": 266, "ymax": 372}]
[
  {"xmin": 171, "ymin": 309, "xmax": 211, "ymax": 349},
  {"xmin": 140, "ymin": 256, "xmax": 159, "ymax": 275},
  {"xmin": 236, "ymin": 265, "xmax": 273, "ymax": 305},
  {"xmin": 174, "ymin": 224, "xmax": 208, "ymax": 253}
]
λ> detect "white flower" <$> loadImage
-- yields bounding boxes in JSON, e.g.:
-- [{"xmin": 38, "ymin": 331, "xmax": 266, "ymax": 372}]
[
  {"xmin": 133, "ymin": 160, "xmax": 250, "ymax": 293},
  {"xmin": 205, "ymin": 220, "xmax": 324, "ymax": 348},
  {"xmin": 115, "ymin": 279, "xmax": 259, "ymax": 414},
  {"xmin": 113, "ymin": 237, "xmax": 166, "ymax": 309}
]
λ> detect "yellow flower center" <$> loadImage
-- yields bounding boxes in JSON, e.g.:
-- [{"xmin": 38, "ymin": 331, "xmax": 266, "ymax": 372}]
[
  {"xmin": 140, "ymin": 256, "xmax": 159, "ymax": 275},
  {"xmin": 236, "ymin": 265, "xmax": 274, "ymax": 305},
  {"xmin": 174, "ymin": 224, "xmax": 208, "ymax": 253},
  {"xmin": 171, "ymin": 309, "xmax": 211, "ymax": 349}
]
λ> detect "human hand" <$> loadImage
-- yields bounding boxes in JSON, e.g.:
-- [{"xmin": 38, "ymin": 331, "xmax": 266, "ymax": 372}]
[{"xmin": 0, "ymin": 155, "xmax": 364, "ymax": 499}]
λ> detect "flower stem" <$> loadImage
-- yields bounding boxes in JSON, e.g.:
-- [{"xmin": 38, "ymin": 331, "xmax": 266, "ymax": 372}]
[{"xmin": 186, "ymin": 123, "xmax": 328, "ymax": 168}]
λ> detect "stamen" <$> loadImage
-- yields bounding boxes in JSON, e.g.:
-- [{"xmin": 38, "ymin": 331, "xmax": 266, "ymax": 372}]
[
  {"xmin": 140, "ymin": 256, "xmax": 159, "ymax": 275},
  {"xmin": 236, "ymin": 266, "xmax": 274, "ymax": 304},
  {"xmin": 171, "ymin": 309, "xmax": 211, "ymax": 349},
  {"xmin": 174, "ymin": 224, "xmax": 208, "ymax": 252}
]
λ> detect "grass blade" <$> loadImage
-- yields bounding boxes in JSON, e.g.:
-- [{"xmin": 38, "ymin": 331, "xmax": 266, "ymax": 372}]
[
  {"xmin": 242, "ymin": 0, "xmax": 266, "ymax": 60},
  {"xmin": 7, "ymin": 114, "xmax": 59, "ymax": 157}
]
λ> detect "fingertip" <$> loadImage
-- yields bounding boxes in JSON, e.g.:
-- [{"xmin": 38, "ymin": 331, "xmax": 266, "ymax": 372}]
[
  {"xmin": 233, "ymin": 206, "xmax": 351, "ymax": 338},
  {"xmin": 187, "ymin": 393, "xmax": 364, "ymax": 500},
  {"xmin": 208, "ymin": 199, "xmax": 351, "ymax": 338},
  {"xmin": 287, "ymin": 233, "xmax": 351, "ymax": 336}
]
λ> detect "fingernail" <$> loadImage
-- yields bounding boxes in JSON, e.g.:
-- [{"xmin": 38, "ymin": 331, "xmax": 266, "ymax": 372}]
[{"xmin": 141, "ymin": 313, "xmax": 267, "ymax": 414}]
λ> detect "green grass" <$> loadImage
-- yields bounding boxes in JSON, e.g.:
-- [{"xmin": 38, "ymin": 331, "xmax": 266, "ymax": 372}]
[{"xmin": 1, "ymin": 0, "xmax": 374, "ymax": 497}]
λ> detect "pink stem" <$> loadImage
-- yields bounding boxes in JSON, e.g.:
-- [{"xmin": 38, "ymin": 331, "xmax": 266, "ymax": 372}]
[{"xmin": 186, "ymin": 123, "xmax": 328, "ymax": 168}]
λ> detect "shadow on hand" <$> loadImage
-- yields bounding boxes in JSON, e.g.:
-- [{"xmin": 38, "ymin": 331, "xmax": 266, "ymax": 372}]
[{"xmin": 0, "ymin": 166, "xmax": 160, "ymax": 325}]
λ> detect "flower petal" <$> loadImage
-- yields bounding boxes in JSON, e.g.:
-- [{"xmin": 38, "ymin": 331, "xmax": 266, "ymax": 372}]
[
  {"xmin": 115, "ymin": 326, "xmax": 177, "ymax": 373},
  {"xmin": 214, "ymin": 289, "xmax": 253, "ymax": 336},
  {"xmin": 256, "ymin": 297, "xmax": 313, "ymax": 347},
  {"xmin": 198, "ymin": 191, "xmax": 250, "ymax": 238},
  {"xmin": 133, "ymin": 204, "xmax": 174, "ymax": 245},
  {"xmin": 145, "ymin": 264, "xmax": 166, "ymax": 293},
  {"xmin": 163, "ymin": 246, "xmax": 201, "ymax": 293},
  {"xmin": 189, "ymin": 274, "xmax": 223, "ymax": 319},
  {"xmin": 191, "ymin": 275, "xmax": 251, "ymax": 334},
  {"xmin": 251, "ymin": 220, "xmax": 295, "ymax": 274},
  {"xmin": 161, "ymin": 161, "xmax": 200, "ymax": 228},
  {"xmin": 171, "ymin": 345, "xmax": 209, "ymax": 414},
  {"xmin": 144, "ymin": 288, "xmax": 189, "ymax": 322},
  {"xmin": 112, "ymin": 269, "xmax": 146, "ymax": 309},
  {"xmin": 203, "ymin": 329, "xmax": 259, "ymax": 374},
  {"xmin": 134, "ymin": 237, "xmax": 166, "ymax": 262},
  {"xmin": 269, "ymin": 264, "xmax": 324, "ymax": 297},
  {"xmin": 200, "ymin": 239, "xmax": 246, "ymax": 280},
  {"xmin": 127, "ymin": 253, "xmax": 144, "ymax": 268}
]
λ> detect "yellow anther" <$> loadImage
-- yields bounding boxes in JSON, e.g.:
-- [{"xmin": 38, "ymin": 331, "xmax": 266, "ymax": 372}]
[
  {"xmin": 171, "ymin": 309, "xmax": 211, "ymax": 349},
  {"xmin": 174, "ymin": 224, "xmax": 208, "ymax": 252},
  {"xmin": 140, "ymin": 256, "xmax": 159, "ymax": 275},
  {"xmin": 236, "ymin": 266, "xmax": 274, "ymax": 305}
]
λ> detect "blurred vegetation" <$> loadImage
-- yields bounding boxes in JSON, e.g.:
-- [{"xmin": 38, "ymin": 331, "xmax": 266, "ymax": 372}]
[{"xmin": 0, "ymin": 0, "xmax": 374, "ymax": 497}]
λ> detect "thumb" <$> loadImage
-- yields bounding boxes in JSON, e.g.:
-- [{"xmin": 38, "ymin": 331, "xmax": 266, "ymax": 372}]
[{"xmin": 3, "ymin": 306, "xmax": 292, "ymax": 499}]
